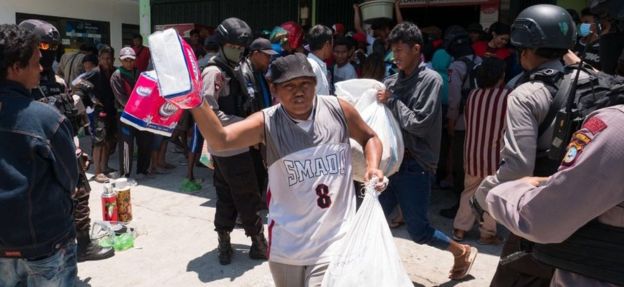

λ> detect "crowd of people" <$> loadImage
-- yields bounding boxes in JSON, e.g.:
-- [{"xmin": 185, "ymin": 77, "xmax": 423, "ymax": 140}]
[{"xmin": 2, "ymin": 0, "xmax": 624, "ymax": 286}]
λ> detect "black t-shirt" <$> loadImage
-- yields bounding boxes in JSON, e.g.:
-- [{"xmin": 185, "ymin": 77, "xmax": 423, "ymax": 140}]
[
  {"xmin": 599, "ymin": 32, "xmax": 624, "ymax": 75},
  {"xmin": 574, "ymin": 40, "xmax": 601, "ymax": 70},
  {"xmin": 92, "ymin": 66, "xmax": 117, "ymax": 115}
]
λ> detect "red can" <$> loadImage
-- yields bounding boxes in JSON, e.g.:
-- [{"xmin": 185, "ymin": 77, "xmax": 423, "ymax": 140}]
[{"xmin": 101, "ymin": 189, "xmax": 118, "ymax": 222}]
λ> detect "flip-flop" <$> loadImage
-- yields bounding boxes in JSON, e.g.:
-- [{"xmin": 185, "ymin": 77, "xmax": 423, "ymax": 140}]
[
  {"xmin": 389, "ymin": 220, "xmax": 405, "ymax": 229},
  {"xmin": 161, "ymin": 163, "xmax": 176, "ymax": 169},
  {"xmin": 452, "ymin": 229, "xmax": 465, "ymax": 242},
  {"xmin": 94, "ymin": 173, "xmax": 109, "ymax": 183},
  {"xmin": 449, "ymin": 246, "xmax": 478, "ymax": 280},
  {"xmin": 478, "ymin": 236, "xmax": 503, "ymax": 245}
]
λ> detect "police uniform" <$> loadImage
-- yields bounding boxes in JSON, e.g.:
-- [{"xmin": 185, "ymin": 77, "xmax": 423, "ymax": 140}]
[
  {"xmin": 475, "ymin": 60, "xmax": 564, "ymax": 197},
  {"xmin": 240, "ymin": 56, "xmax": 271, "ymax": 205},
  {"xmin": 33, "ymin": 70, "xmax": 92, "ymax": 235},
  {"xmin": 483, "ymin": 105, "xmax": 624, "ymax": 287},
  {"xmin": 201, "ymin": 55, "xmax": 264, "ymax": 237},
  {"xmin": 476, "ymin": 60, "xmax": 569, "ymax": 286}
]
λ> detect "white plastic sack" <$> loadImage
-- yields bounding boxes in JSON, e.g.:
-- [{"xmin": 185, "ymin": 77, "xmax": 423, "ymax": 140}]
[
  {"xmin": 321, "ymin": 179, "xmax": 412, "ymax": 287},
  {"xmin": 335, "ymin": 79, "xmax": 404, "ymax": 182}
]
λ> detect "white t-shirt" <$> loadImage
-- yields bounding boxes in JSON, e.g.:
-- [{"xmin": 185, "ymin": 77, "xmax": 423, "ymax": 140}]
[{"xmin": 307, "ymin": 53, "xmax": 330, "ymax": 96}]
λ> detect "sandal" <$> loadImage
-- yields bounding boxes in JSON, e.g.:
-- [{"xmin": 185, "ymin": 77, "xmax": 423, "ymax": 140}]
[
  {"xmin": 478, "ymin": 235, "xmax": 503, "ymax": 245},
  {"xmin": 389, "ymin": 220, "xmax": 405, "ymax": 229},
  {"xmin": 449, "ymin": 245, "xmax": 478, "ymax": 280},
  {"xmin": 148, "ymin": 168, "xmax": 170, "ymax": 175},
  {"xmin": 94, "ymin": 173, "xmax": 109, "ymax": 183},
  {"xmin": 160, "ymin": 162, "xmax": 176, "ymax": 169},
  {"xmin": 452, "ymin": 229, "xmax": 465, "ymax": 242},
  {"xmin": 104, "ymin": 167, "xmax": 117, "ymax": 174}
]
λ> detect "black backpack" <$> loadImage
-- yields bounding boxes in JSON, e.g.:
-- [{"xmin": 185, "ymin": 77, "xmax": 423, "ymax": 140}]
[
  {"xmin": 528, "ymin": 65, "xmax": 624, "ymax": 286},
  {"xmin": 542, "ymin": 64, "xmax": 624, "ymax": 168},
  {"xmin": 458, "ymin": 56, "xmax": 480, "ymax": 113}
]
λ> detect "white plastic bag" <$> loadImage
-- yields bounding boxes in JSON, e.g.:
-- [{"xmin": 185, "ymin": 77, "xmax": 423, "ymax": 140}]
[
  {"xmin": 148, "ymin": 28, "xmax": 203, "ymax": 109},
  {"xmin": 335, "ymin": 79, "xmax": 404, "ymax": 182},
  {"xmin": 321, "ymin": 179, "xmax": 412, "ymax": 287}
]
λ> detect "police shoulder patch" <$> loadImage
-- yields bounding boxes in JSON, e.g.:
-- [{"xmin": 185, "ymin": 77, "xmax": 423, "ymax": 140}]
[
  {"xmin": 583, "ymin": 117, "xmax": 607, "ymax": 135},
  {"xmin": 561, "ymin": 131, "xmax": 591, "ymax": 167},
  {"xmin": 562, "ymin": 145, "xmax": 579, "ymax": 166},
  {"xmin": 561, "ymin": 116, "xmax": 608, "ymax": 167}
]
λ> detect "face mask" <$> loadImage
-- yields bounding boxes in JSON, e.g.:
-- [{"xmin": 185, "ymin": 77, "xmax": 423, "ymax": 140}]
[
  {"xmin": 40, "ymin": 50, "xmax": 56, "ymax": 69},
  {"xmin": 223, "ymin": 46, "xmax": 244, "ymax": 64},
  {"xmin": 578, "ymin": 23, "xmax": 592, "ymax": 37}
]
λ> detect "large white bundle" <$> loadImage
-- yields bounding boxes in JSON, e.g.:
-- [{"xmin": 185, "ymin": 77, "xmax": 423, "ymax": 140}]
[
  {"xmin": 335, "ymin": 79, "xmax": 404, "ymax": 182},
  {"xmin": 321, "ymin": 178, "xmax": 412, "ymax": 287}
]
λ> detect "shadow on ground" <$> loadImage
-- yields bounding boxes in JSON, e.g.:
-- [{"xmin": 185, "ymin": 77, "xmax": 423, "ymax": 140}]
[
  {"xmin": 81, "ymin": 137, "xmax": 217, "ymax": 199},
  {"xmin": 434, "ymin": 275, "xmax": 476, "ymax": 287},
  {"xmin": 187, "ymin": 244, "xmax": 265, "ymax": 283},
  {"xmin": 75, "ymin": 277, "xmax": 93, "ymax": 287},
  {"xmin": 388, "ymin": 186, "xmax": 505, "ymax": 257}
]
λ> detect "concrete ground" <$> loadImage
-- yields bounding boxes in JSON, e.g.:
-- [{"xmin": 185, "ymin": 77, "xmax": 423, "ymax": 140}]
[{"xmin": 77, "ymin": 141, "xmax": 503, "ymax": 287}]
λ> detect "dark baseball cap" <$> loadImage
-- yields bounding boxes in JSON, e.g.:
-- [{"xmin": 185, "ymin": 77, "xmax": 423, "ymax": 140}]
[
  {"xmin": 204, "ymin": 35, "xmax": 219, "ymax": 50},
  {"xmin": 467, "ymin": 23, "xmax": 483, "ymax": 33},
  {"xmin": 268, "ymin": 53, "xmax": 316, "ymax": 84},
  {"xmin": 249, "ymin": 38, "xmax": 278, "ymax": 55}
]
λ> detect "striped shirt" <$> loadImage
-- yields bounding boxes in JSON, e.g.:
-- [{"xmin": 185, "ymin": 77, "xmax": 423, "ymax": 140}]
[{"xmin": 464, "ymin": 87, "xmax": 509, "ymax": 178}]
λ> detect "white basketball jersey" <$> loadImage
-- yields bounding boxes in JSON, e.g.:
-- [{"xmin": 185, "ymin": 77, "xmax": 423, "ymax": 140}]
[{"xmin": 263, "ymin": 96, "xmax": 356, "ymax": 266}]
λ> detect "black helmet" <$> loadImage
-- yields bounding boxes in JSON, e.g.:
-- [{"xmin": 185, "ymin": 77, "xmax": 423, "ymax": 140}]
[
  {"xmin": 511, "ymin": 4, "xmax": 576, "ymax": 50},
  {"xmin": 590, "ymin": 0, "xmax": 624, "ymax": 21},
  {"xmin": 216, "ymin": 17, "xmax": 252, "ymax": 47},
  {"xmin": 443, "ymin": 25, "xmax": 470, "ymax": 50},
  {"xmin": 18, "ymin": 19, "xmax": 60, "ymax": 47}
]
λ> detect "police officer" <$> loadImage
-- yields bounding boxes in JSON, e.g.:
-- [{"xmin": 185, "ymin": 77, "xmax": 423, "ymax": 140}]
[
  {"xmin": 478, "ymin": 105, "xmax": 624, "ymax": 286},
  {"xmin": 471, "ymin": 5, "xmax": 577, "ymax": 286},
  {"xmin": 18, "ymin": 19, "xmax": 114, "ymax": 262},
  {"xmin": 201, "ymin": 17, "xmax": 268, "ymax": 265}
]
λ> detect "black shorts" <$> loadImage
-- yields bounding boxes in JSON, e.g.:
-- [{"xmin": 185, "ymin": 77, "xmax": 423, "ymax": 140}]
[{"xmin": 176, "ymin": 110, "xmax": 193, "ymax": 132}]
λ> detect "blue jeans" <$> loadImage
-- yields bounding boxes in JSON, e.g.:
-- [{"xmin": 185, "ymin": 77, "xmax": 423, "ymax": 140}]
[
  {"xmin": 0, "ymin": 241, "xmax": 77, "ymax": 287},
  {"xmin": 379, "ymin": 158, "xmax": 452, "ymax": 250}
]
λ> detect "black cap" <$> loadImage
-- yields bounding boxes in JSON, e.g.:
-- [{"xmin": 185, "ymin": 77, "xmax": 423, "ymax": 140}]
[
  {"xmin": 204, "ymin": 35, "xmax": 219, "ymax": 50},
  {"xmin": 82, "ymin": 54, "xmax": 98, "ymax": 65},
  {"xmin": 268, "ymin": 53, "xmax": 316, "ymax": 84},
  {"xmin": 249, "ymin": 38, "xmax": 278, "ymax": 55},
  {"xmin": 443, "ymin": 25, "xmax": 470, "ymax": 50}
]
